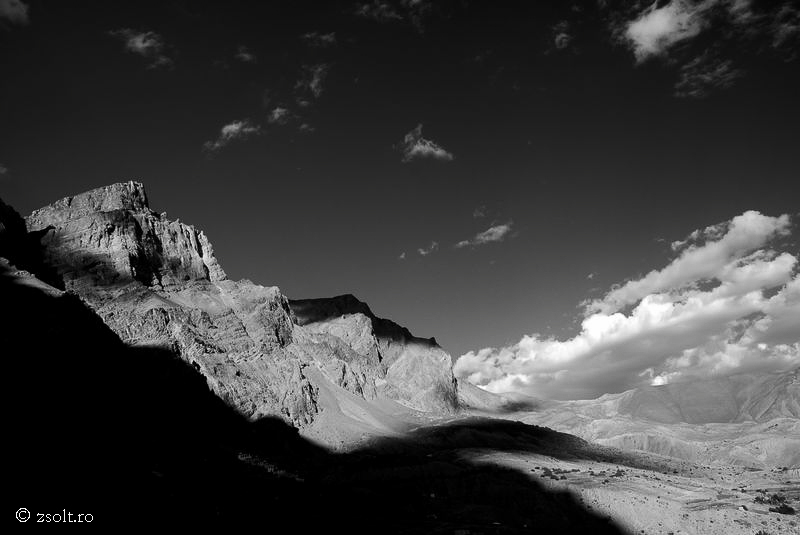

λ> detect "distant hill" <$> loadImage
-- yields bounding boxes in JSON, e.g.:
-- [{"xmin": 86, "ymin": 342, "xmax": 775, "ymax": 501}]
[
  {"xmin": 512, "ymin": 369, "xmax": 800, "ymax": 468},
  {"xmin": 598, "ymin": 369, "xmax": 799, "ymax": 424}
]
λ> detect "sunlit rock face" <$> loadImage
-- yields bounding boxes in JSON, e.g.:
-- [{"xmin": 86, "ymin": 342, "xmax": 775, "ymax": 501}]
[
  {"xmin": 26, "ymin": 181, "xmax": 226, "ymax": 291},
  {"xmin": 291, "ymin": 294, "xmax": 459, "ymax": 413},
  {"xmin": 17, "ymin": 182, "xmax": 459, "ymax": 439}
]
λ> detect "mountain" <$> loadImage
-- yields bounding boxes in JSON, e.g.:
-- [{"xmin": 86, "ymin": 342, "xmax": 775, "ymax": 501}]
[
  {"xmin": 3, "ymin": 183, "xmax": 798, "ymax": 531},
  {"xmin": 16, "ymin": 181, "xmax": 458, "ymax": 447},
  {"xmin": 595, "ymin": 370, "xmax": 799, "ymax": 424},
  {"xmin": 1, "ymin": 183, "xmax": 629, "ymax": 532},
  {"xmin": 512, "ymin": 369, "xmax": 800, "ymax": 468}
]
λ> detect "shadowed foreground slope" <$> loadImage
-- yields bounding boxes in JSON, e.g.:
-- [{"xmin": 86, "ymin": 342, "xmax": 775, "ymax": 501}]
[{"xmin": 3, "ymin": 261, "xmax": 626, "ymax": 533}]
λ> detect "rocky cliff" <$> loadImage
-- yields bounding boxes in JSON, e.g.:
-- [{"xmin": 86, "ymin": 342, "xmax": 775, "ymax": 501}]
[
  {"xmin": 25, "ymin": 181, "xmax": 226, "ymax": 291},
  {"xmin": 9, "ymin": 182, "xmax": 458, "ymax": 445}
]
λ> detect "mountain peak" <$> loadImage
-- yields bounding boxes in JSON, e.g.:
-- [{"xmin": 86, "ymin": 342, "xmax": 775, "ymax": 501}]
[
  {"xmin": 24, "ymin": 181, "xmax": 225, "ymax": 290},
  {"xmin": 27, "ymin": 181, "xmax": 150, "ymax": 228}
]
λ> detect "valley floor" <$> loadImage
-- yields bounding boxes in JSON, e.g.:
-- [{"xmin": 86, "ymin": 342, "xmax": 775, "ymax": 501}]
[{"xmin": 470, "ymin": 440, "xmax": 799, "ymax": 534}]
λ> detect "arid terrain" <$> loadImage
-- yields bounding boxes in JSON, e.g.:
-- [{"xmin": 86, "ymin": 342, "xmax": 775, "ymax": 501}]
[{"xmin": 2, "ymin": 183, "xmax": 797, "ymax": 532}]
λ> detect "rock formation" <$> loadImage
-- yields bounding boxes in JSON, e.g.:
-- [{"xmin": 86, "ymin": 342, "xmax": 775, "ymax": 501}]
[
  {"xmin": 26, "ymin": 181, "xmax": 225, "ymax": 291},
  {"xmin": 12, "ymin": 181, "xmax": 458, "ymax": 445}
]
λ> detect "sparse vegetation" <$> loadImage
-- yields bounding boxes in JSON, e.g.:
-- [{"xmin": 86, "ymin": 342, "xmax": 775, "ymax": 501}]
[
  {"xmin": 754, "ymin": 492, "xmax": 787, "ymax": 506},
  {"xmin": 754, "ymin": 491, "xmax": 796, "ymax": 515}
]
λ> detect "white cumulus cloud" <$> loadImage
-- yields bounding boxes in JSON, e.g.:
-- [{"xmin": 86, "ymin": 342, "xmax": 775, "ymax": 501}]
[
  {"xmin": 589, "ymin": 210, "xmax": 791, "ymax": 314},
  {"xmin": 454, "ymin": 210, "xmax": 799, "ymax": 400},
  {"xmin": 624, "ymin": 0, "xmax": 706, "ymax": 62}
]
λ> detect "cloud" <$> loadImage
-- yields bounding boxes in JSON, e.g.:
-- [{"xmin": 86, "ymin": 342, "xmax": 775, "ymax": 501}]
[
  {"xmin": 454, "ymin": 210, "xmax": 799, "ymax": 400},
  {"xmin": 621, "ymin": 0, "xmax": 792, "ymax": 61},
  {"xmin": 295, "ymin": 64, "xmax": 330, "ymax": 99},
  {"xmin": 590, "ymin": 210, "xmax": 791, "ymax": 314},
  {"xmin": 398, "ymin": 251, "xmax": 406, "ymax": 260},
  {"xmin": 267, "ymin": 106, "xmax": 292, "ymax": 125},
  {"xmin": 455, "ymin": 222, "xmax": 513, "ymax": 249},
  {"xmin": 772, "ymin": 4, "xmax": 799, "ymax": 50},
  {"xmin": 623, "ymin": 0, "xmax": 706, "ymax": 62},
  {"xmin": 587, "ymin": 272, "xmax": 596, "ymax": 280},
  {"xmin": 235, "ymin": 45, "xmax": 257, "ymax": 63},
  {"xmin": 302, "ymin": 32, "xmax": 337, "ymax": 47},
  {"xmin": 109, "ymin": 29, "xmax": 172, "ymax": 68},
  {"xmin": 616, "ymin": 1, "xmax": 800, "ymax": 95},
  {"xmin": 0, "ymin": 163, "xmax": 7, "ymax": 174},
  {"xmin": 473, "ymin": 206, "xmax": 487, "ymax": 218},
  {"xmin": 0, "ymin": 0, "xmax": 28, "ymax": 25},
  {"xmin": 552, "ymin": 20, "xmax": 572, "ymax": 50},
  {"xmin": 355, "ymin": 0, "xmax": 433, "ymax": 32},
  {"xmin": 417, "ymin": 241, "xmax": 438, "ymax": 256},
  {"xmin": 203, "ymin": 120, "xmax": 261, "ymax": 152},
  {"xmin": 398, "ymin": 124, "xmax": 454, "ymax": 163},
  {"xmin": 298, "ymin": 123, "xmax": 315, "ymax": 133},
  {"xmin": 355, "ymin": 1, "xmax": 403, "ymax": 22},
  {"xmin": 674, "ymin": 51, "xmax": 743, "ymax": 98}
]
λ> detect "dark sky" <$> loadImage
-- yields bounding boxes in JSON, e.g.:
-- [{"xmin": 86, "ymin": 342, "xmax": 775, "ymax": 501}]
[{"xmin": 2, "ymin": 0, "xmax": 799, "ymax": 360}]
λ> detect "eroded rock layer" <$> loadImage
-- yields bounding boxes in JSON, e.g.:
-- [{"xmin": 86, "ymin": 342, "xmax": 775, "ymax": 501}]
[{"xmin": 15, "ymin": 182, "xmax": 458, "ymax": 442}]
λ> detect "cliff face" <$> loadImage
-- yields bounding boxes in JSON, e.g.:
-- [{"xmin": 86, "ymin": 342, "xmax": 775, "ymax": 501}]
[
  {"xmin": 291, "ymin": 295, "xmax": 458, "ymax": 412},
  {"xmin": 11, "ymin": 182, "xmax": 458, "ymax": 443},
  {"xmin": 25, "ymin": 181, "xmax": 226, "ymax": 291}
]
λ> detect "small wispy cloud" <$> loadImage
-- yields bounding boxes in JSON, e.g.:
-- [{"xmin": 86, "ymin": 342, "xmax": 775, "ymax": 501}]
[
  {"xmin": 301, "ymin": 31, "xmax": 337, "ymax": 47},
  {"xmin": 455, "ymin": 222, "xmax": 514, "ymax": 249},
  {"xmin": 552, "ymin": 20, "xmax": 572, "ymax": 50},
  {"xmin": 298, "ymin": 123, "xmax": 316, "ymax": 133},
  {"xmin": 355, "ymin": 1, "xmax": 402, "ymax": 22},
  {"xmin": 674, "ymin": 52, "xmax": 743, "ymax": 98},
  {"xmin": 0, "ymin": 163, "xmax": 8, "ymax": 175},
  {"xmin": 295, "ymin": 64, "xmax": 330, "ymax": 99},
  {"xmin": 473, "ymin": 206, "xmax": 487, "ymax": 219},
  {"xmin": 355, "ymin": 0, "xmax": 434, "ymax": 32},
  {"xmin": 235, "ymin": 45, "xmax": 257, "ymax": 63},
  {"xmin": 398, "ymin": 124, "xmax": 454, "ymax": 163},
  {"xmin": 203, "ymin": 119, "xmax": 260, "ymax": 153},
  {"xmin": 772, "ymin": 4, "xmax": 799, "ymax": 50},
  {"xmin": 267, "ymin": 106, "xmax": 292, "ymax": 125},
  {"xmin": 398, "ymin": 251, "xmax": 406, "ymax": 260},
  {"xmin": 109, "ymin": 29, "xmax": 172, "ymax": 68},
  {"xmin": 0, "ymin": 0, "xmax": 29, "ymax": 25},
  {"xmin": 417, "ymin": 241, "xmax": 439, "ymax": 256}
]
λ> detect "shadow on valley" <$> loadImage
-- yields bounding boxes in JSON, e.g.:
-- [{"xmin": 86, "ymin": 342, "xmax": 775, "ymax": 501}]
[{"xmin": 3, "ymin": 262, "xmax": 626, "ymax": 533}]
